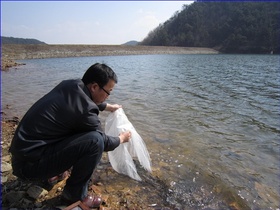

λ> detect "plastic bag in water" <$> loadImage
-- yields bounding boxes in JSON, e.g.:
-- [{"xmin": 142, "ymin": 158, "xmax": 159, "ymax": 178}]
[{"xmin": 105, "ymin": 108, "xmax": 152, "ymax": 181}]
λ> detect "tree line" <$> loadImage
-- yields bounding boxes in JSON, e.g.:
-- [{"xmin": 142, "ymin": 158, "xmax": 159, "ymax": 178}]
[
  {"xmin": 1, "ymin": 36, "xmax": 46, "ymax": 45},
  {"xmin": 140, "ymin": 2, "xmax": 280, "ymax": 54}
]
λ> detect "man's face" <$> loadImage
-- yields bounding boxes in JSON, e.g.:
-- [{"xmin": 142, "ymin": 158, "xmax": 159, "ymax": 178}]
[{"xmin": 90, "ymin": 79, "xmax": 115, "ymax": 104}]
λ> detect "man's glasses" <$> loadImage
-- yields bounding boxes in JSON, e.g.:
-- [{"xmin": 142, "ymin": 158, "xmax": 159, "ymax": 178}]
[
  {"xmin": 91, "ymin": 82, "xmax": 111, "ymax": 95},
  {"xmin": 99, "ymin": 85, "xmax": 110, "ymax": 96}
]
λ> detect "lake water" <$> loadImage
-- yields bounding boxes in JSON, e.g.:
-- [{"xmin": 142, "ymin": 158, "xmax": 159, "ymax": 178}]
[{"xmin": 1, "ymin": 54, "xmax": 279, "ymax": 209}]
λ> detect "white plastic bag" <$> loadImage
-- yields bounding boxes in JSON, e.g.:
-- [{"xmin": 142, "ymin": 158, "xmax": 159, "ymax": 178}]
[{"xmin": 105, "ymin": 108, "xmax": 152, "ymax": 181}]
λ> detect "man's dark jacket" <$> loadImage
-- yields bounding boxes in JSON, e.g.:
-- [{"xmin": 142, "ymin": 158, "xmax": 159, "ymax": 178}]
[{"xmin": 10, "ymin": 79, "xmax": 120, "ymax": 161}]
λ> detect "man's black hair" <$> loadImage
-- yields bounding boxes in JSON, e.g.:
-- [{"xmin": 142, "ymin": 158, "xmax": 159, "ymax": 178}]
[{"xmin": 82, "ymin": 63, "xmax": 118, "ymax": 87}]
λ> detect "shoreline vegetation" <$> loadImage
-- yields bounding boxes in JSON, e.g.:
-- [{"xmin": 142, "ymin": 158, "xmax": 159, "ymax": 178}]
[{"xmin": 1, "ymin": 44, "xmax": 219, "ymax": 70}]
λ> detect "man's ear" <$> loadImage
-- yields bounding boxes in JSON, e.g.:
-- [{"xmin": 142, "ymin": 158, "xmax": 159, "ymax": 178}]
[{"xmin": 88, "ymin": 82, "xmax": 98, "ymax": 93}]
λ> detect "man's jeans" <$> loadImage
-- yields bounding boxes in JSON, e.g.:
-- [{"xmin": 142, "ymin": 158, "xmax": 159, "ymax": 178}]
[{"xmin": 12, "ymin": 131, "xmax": 104, "ymax": 201}]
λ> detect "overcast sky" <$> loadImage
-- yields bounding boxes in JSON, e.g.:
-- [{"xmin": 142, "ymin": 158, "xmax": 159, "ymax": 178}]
[{"xmin": 1, "ymin": 1, "xmax": 194, "ymax": 45}]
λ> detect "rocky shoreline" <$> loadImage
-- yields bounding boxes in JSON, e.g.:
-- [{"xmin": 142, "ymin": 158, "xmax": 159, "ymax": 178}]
[
  {"xmin": 1, "ymin": 57, "xmax": 25, "ymax": 70},
  {"xmin": 1, "ymin": 44, "xmax": 219, "ymax": 70},
  {"xmin": 1, "ymin": 120, "xmax": 174, "ymax": 210}
]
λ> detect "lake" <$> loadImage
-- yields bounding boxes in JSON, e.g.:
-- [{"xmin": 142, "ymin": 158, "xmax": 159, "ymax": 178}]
[{"xmin": 1, "ymin": 54, "xmax": 279, "ymax": 209}]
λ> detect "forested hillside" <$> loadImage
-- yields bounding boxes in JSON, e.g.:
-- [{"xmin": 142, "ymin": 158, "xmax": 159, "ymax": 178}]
[{"xmin": 140, "ymin": 2, "xmax": 280, "ymax": 54}]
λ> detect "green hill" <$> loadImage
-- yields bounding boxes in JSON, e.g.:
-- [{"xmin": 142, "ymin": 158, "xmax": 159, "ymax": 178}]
[
  {"xmin": 1, "ymin": 36, "xmax": 47, "ymax": 45},
  {"xmin": 140, "ymin": 2, "xmax": 280, "ymax": 54},
  {"xmin": 122, "ymin": 40, "xmax": 139, "ymax": 46}
]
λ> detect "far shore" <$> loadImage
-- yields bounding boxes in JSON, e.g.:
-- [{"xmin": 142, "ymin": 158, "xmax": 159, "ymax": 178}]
[{"xmin": 1, "ymin": 44, "xmax": 219, "ymax": 70}]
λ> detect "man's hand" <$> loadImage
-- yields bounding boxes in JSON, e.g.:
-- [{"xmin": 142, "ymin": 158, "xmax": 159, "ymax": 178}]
[
  {"xmin": 119, "ymin": 131, "xmax": 131, "ymax": 143},
  {"xmin": 105, "ymin": 103, "xmax": 122, "ymax": 112}
]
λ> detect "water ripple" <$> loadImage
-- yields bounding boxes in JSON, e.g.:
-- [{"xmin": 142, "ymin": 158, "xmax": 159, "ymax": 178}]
[{"xmin": 2, "ymin": 54, "xmax": 279, "ymax": 209}]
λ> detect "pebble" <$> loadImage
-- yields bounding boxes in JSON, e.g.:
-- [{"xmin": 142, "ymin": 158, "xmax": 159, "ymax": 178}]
[
  {"xmin": 148, "ymin": 203, "xmax": 157, "ymax": 207},
  {"xmin": 2, "ymin": 155, "xmax": 11, "ymax": 162},
  {"xmin": 1, "ymin": 161, "xmax": 12, "ymax": 172},
  {"xmin": 34, "ymin": 202, "xmax": 43, "ymax": 208},
  {"xmin": 2, "ymin": 176, "xmax": 8, "ymax": 183},
  {"xmin": 21, "ymin": 198, "xmax": 33, "ymax": 207}
]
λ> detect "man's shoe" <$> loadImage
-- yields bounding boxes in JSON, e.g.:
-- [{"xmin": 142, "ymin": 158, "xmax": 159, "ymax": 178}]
[
  {"xmin": 82, "ymin": 195, "xmax": 102, "ymax": 208},
  {"xmin": 61, "ymin": 192, "xmax": 102, "ymax": 209}
]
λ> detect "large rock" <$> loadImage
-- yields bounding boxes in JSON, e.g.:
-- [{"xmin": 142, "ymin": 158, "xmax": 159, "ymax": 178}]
[
  {"xmin": 4, "ymin": 191, "xmax": 26, "ymax": 204},
  {"xmin": 27, "ymin": 185, "xmax": 48, "ymax": 199},
  {"xmin": 1, "ymin": 161, "xmax": 12, "ymax": 172}
]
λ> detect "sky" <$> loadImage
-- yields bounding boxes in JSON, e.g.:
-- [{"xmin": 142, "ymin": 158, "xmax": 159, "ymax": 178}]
[{"xmin": 1, "ymin": 1, "xmax": 194, "ymax": 45}]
